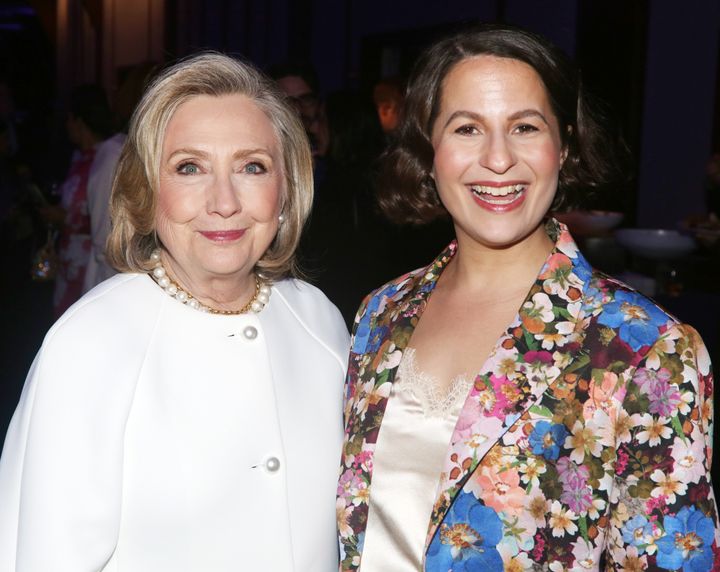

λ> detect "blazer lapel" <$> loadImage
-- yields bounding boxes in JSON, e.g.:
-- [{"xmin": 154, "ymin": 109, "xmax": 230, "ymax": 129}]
[
  {"xmin": 425, "ymin": 221, "xmax": 594, "ymax": 546},
  {"xmin": 339, "ymin": 243, "xmax": 456, "ymax": 568}
]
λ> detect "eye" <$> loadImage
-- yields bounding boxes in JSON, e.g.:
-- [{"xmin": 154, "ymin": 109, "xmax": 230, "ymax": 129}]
[
  {"xmin": 177, "ymin": 162, "xmax": 200, "ymax": 175},
  {"xmin": 513, "ymin": 123, "xmax": 540, "ymax": 135},
  {"xmin": 454, "ymin": 124, "xmax": 479, "ymax": 136},
  {"xmin": 244, "ymin": 161, "xmax": 267, "ymax": 175}
]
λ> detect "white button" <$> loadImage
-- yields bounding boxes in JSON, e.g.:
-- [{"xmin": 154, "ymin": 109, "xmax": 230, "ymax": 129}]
[
  {"xmin": 265, "ymin": 457, "xmax": 281, "ymax": 472},
  {"xmin": 243, "ymin": 326, "xmax": 258, "ymax": 340}
]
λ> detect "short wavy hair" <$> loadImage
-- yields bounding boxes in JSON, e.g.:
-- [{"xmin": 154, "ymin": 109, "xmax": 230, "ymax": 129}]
[
  {"xmin": 378, "ymin": 24, "xmax": 625, "ymax": 224},
  {"xmin": 107, "ymin": 52, "xmax": 313, "ymax": 280}
]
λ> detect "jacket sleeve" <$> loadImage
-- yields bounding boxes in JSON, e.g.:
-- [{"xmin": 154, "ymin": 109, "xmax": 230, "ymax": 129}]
[
  {"xmin": 0, "ymin": 306, "xmax": 138, "ymax": 571},
  {"xmin": 605, "ymin": 323, "xmax": 719, "ymax": 570}
]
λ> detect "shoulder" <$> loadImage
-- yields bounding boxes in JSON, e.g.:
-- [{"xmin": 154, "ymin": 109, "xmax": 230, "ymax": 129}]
[
  {"xmin": 96, "ymin": 133, "xmax": 126, "ymax": 154},
  {"xmin": 353, "ymin": 265, "xmax": 427, "ymax": 325},
  {"xmin": 270, "ymin": 278, "xmax": 350, "ymax": 358},
  {"xmin": 43, "ymin": 273, "xmax": 160, "ymax": 355},
  {"xmin": 92, "ymin": 133, "xmax": 125, "ymax": 165},
  {"xmin": 583, "ymin": 269, "xmax": 683, "ymax": 355}
]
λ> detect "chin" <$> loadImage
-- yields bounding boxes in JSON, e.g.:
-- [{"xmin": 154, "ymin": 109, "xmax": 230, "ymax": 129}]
[{"xmin": 198, "ymin": 252, "xmax": 252, "ymax": 277}]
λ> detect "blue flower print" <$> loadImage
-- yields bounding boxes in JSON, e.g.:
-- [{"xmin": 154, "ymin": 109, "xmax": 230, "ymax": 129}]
[
  {"xmin": 426, "ymin": 491, "xmax": 503, "ymax": 571},
  {"xmin": 573, "ymin": 253, "xmax": 593, "ymax": 286},
  {"xmin": 365, "ymin": 325, "xmax": 389, "ymax": 354},
  {"xmin": 597, "ymin": 290, "xmax": 668, "ymax": 351},
  {"xmin": 351, "ymin": 295, "xmax": 383, "ymax": 353},
  {"xmin": 656, "ymin": 506, "xmax": 714, "ymax": 572},
  {"xmin": 622, "ymin": 515, "xmax": 653, "ymax": 554},
  {"xmin": 528, "ymin": 421, "xmax": 569, "ymax": 461}
]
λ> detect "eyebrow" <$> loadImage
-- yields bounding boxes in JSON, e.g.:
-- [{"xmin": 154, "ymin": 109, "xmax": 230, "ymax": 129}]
[
  {"xmin": 442, "ymin": 108, "xmax": 550, "ymax": 129},
  {"xmin": 167, "ymin": 147, "xmax": 274, "ymax": 161}
]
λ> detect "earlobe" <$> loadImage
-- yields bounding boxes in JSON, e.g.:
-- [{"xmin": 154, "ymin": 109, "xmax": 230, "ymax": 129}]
[
  {"xmin": 560, "ymin": 125, "xmax": 572, "ymax": 167},
  {"xmin": 560, "ymin": 147, "xmax": 568, "ymax": 167}
]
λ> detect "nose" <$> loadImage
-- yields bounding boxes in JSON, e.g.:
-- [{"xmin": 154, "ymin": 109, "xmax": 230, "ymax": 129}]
[
  {"xmin": 480, "ymin": 132, "xmax": 516, "ymax": 174},
  {"xmin": 207, "ymin": 173, "xmax": 241, "ymax": 217}
]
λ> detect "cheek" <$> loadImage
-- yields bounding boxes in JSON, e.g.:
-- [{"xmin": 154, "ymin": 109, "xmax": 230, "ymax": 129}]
[
  {"xmin": 431, "ymin": 140, "xmax": 469, "ymax": 184},
  {"xmin": 245, "ymin": 182, "xmax": 283, "ymax": 222},
  {"xmin": 156, "ymin": 182, "xmax": 202, "ymax": 226},
  {"xmin": 527, "ymin": 143, "xmax": 564, "ymax": 183}
]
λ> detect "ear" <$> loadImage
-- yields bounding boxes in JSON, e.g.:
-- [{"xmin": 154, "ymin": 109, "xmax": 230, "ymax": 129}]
[{"xmin": 560, "ymin": 125, "xmax": 573, "ymax": 167}]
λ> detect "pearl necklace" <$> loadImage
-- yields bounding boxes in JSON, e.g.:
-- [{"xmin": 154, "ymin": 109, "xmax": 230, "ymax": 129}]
[{"xmin": 149, "ymin": 250, "xmax": 271, "ymax": 314}]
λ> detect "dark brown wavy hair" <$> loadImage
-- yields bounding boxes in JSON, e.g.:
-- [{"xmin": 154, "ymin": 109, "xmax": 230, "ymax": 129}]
[{"xmin": 378, "ymin": 23, "xmax": 626, "ymax": 224}]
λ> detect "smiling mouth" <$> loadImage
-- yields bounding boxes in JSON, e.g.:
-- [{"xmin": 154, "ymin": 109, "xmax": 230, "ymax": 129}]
[
  {"xmin": 469, "ymin": 184, "xmax": 527, "ymax": 205},
  {"xmin": 200, "ymin": 230, "xmax": 246, "ymax": 242}
]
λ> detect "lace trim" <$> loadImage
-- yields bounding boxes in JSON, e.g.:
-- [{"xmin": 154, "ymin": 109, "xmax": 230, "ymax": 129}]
[{"xmin": 395, "ymin": 348, "xmax": 473, "ymax": 418}]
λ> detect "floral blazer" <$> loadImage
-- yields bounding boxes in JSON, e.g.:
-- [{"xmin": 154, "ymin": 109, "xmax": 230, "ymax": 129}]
[{"xmin": 337, "ymin": 220, "xmax": 719, "ymax": 571}]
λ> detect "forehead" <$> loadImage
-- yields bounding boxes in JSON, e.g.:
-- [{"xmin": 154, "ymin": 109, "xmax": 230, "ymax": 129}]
[
  {"xmin": 438, "ymin": 55, "xmax": 552, "ymax": 112},
  {"xmin": 163, "ymin": 93, "xmax": 280, "ymax": 150}
]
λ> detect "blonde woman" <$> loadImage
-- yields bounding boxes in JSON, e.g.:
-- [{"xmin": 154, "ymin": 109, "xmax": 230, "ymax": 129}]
[{"xmin": 0, "ymin": 53, "xmax": 348, "ymax": 571}]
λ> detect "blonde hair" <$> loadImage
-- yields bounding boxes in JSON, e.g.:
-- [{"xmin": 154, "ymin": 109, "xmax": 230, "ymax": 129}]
[{"xmin": 107, "ymin": 52, "xmax": 313, "ymax": 280}]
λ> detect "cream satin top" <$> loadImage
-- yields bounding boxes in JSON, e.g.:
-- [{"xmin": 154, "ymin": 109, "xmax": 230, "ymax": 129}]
[{"xmin": 360, "ymin": 348, "xmax": 472, "ymax": 571}]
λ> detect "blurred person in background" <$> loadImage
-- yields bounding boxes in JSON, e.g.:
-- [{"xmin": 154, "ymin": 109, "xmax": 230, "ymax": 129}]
[
  {"xmin": 39, "ymin": 85, "xmax": 116, "ymax": 316},
  {"xmin": 269, "ymin": 61, "xmax": 329, "ymax": 169},
  {"xmin": 301, "ymin": 89, "xmax": 388, "ymax": 323},
  {"xmin": 0, "ymin": 53, "xmax": 348, "ymax": 571},
  {"xmin": 372, "ymin": 76, "xmax": 405, "ymax": 138}
]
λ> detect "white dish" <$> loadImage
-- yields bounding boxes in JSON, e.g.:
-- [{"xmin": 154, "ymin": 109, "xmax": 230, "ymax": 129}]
[
  {"xmin": 615, "ymin": 228, "xmax": 696, "ymax": 260},
  {"xmin": 554, "ymin": 210, "xmax": 623, "ymax": 236}
]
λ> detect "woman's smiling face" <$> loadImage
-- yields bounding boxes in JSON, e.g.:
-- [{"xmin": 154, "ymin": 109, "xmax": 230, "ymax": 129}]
[
  {"xmin": 155, "ymin": 93, "xmax": 284, "ymax": 289},
  {"xmin": 431, "ymin": 55, "xmax": 566, "ymax": 250}
]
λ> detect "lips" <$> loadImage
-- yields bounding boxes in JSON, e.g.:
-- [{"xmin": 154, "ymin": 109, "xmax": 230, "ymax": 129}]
[
  {"xmin": 199, "ymin": 229, "xmax": 246, "ymax": 242},
  {"xmin": 468, "ymin": 182, "xmax": 527, "ymax": 212}
]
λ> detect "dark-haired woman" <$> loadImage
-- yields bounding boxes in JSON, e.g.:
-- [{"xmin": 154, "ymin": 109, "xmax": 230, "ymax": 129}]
[{"xmin": 337, "ymin": 25, "xmax": 718, "ymax": 571}]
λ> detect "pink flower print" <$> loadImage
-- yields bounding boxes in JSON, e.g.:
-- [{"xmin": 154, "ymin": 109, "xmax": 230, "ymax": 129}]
[
  {"xmin": 337, "ymin": 469, "xmax": 368, "ymax": 505},
  {"xmin": 646, "ymin": 495, "xmax": 669, "ymax": 515},
  {"xmin": 556, "ymin": 225, "xmax": 580, "ymax": 257},
  {"xmin": 539, "ymin": 253, "xmax": 581, "ymax": 297},
  {"xmin": 454, "ymin": 398, "xmax": 484, "ymax": 441},
  {"xmin": 557, "ymin": 457, "xmax": 590, "ymax": 489},
  {"xmin": 353, "ymin": 450, "xmax": 373, "ymax": 473},
  {"xmin": 583, "ymin": 371, "xmax": 624, "ymax": 418},
  {"xmin": 616, "ymin": 447, "xmax": 629, "ymax": 476},
  {"xmin": 470, "ymin": 465, "xmax": 525, "ymax": 516},
  {"xmin": 560, "ymin": 484, "xmax": 594, "ymax": 515},
  {"xmin": 486, "ymin": 375, "xmax": 516, "ymax": 418},
  {"xmin": 539, "ymin": 253, "xmax": 573, "ymax": 281},
  {"xmin": 524, "ymin": 350, "xmax": 554, "ymax": 365},
  {"xmin": 647, "ymin": 382, "xmax": 682, "ymax": 417},
  {"xmin": 633, "ymin": 367, "xmax": 672, "ymax": 396},
  {"xmin": 557, "ymin": 457, "xmax": 594, "ymax": 514}
]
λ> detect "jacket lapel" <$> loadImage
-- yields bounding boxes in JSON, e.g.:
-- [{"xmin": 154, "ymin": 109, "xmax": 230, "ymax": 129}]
[
  {"xmin": 338, "ymin": 244, "xmax": 456, "ymax": 568},
  {"xmin": 424, "ymin": 221, "xmax": 594, "ymax": 547}
]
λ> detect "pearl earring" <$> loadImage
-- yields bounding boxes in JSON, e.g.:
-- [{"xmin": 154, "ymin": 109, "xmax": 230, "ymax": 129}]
[{"xmin": 278, "ymin": 213, "xmax": 285, "ymax": 224}]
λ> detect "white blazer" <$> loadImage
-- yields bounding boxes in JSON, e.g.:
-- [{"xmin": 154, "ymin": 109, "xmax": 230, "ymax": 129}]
[{"xmin": 0, "ymin": 274, "xmax": 349, "ymax": 571}]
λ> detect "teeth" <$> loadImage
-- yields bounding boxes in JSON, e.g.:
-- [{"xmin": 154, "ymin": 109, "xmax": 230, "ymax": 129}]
[{"xmin": 469, "ymin": 184, "xmax": 525, "ymax": 196}]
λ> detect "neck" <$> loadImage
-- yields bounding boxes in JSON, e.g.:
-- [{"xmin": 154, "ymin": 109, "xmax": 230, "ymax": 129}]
[
  {"xmin": 444, "ymin": 223, "xmax": 554, "ymax": 294},
  {"xmin": 161, "ymin": 251, "xmax": 258, "ymax": 313}
]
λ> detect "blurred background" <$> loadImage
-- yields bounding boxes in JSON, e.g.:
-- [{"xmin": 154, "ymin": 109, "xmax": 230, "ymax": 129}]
[{"xmin": 0, "ymin": 0, "xmax": 719, "ymax": 441}]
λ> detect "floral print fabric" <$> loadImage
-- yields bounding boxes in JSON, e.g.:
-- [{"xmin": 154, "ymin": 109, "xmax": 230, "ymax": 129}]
[{"xmin": 337, "ymin": 220, "xmax": 718, "ymax": 571}]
